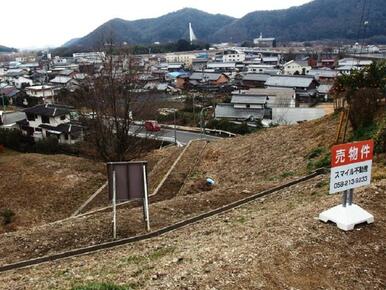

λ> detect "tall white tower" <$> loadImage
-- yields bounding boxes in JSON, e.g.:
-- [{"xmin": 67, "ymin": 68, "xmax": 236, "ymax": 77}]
[{"xmin": 189, "ymin": 22, "xmax": 197, "ymax": 43}]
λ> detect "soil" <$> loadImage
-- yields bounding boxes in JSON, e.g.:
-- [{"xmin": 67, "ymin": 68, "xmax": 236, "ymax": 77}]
[
  {"xmin": 0, "ymin": 114, "xmax": 358, "ymax": 265},
  {"xmin": 0, "ymin": 152, "xmax": 105, "ymax": 232},
  {"xmin": 0, "ymin": 175, "xmax": 384, "ymax": 290},
  {"xmin": 0, "ymin": 113, "xmax": 385, "ymax": 289}
]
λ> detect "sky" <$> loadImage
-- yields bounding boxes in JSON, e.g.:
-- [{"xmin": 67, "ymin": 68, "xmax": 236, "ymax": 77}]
[{"xmin": 1, "ymin": 0, "xmax": 311, "ymax": 49}]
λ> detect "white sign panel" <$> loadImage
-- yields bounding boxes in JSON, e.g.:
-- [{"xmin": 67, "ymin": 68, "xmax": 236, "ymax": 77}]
[{"xmin": 329, "ymin": 140, "xmax": 374, "ymax": 194}]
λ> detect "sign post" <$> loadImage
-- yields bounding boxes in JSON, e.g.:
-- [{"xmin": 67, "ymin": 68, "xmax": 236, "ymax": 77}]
[
  {"xmin": 319, "ymin": 140, "xmax": 374, "ymax": 231},
  {"xmin": 112, "ymin": 169, "xmax": 117, "ymax": 239},
  {"xmin": 107, "ymin": 161, "xmax": 150, "ymax": 239}
]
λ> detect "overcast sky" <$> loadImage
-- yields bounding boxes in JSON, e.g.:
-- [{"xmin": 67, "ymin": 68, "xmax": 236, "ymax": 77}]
[{"xmin": 1, "ymin": 0, "xmax": 311, "ymax": 49}]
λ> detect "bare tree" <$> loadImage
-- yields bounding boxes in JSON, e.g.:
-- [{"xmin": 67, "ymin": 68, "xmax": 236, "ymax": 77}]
[{"xmin": 65, "ymin": 44, "xmax": 157, "ymax": 161}]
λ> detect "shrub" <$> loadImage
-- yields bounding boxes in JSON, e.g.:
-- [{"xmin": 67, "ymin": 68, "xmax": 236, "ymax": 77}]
[
  {"xmin": 0, "ymin": 128, "xmax": 34, "ymax": 152},
  {"xmin": 306, "ymin": 147, "xmax": 325, "ymax": 159},
  {"xmin": 35, "ymin": 136, "xmax": 59, "ymax": 154},
  {"xmin": 1, "ymin": 208, "xmax": 15, "ymax": 225}
]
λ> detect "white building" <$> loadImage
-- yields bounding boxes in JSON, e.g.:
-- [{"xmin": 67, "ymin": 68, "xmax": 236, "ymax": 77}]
[
  {"xmin": 25, "ymin": 85, "xmax": 57, "ymax": 104},
  {"xmin": 165, "ymin": 53, "xmax": 197, "ymax": 67},
  {"xmin": 283, "ymin": 60, "xmax": 311, "ymax": 75},
  {"xmin": 253, "ymin": 33, "xmax": 276, "ymax": 47},
  {"xmin": 14, "ymin": 76, "xmax": 33, "ymax": 89},
  {"xmin": 21, "ymin": 104, "xmax": 83, "ymax": 144},
  {"xmin": 222, "ymin": 49, "xmax": 246, "ymax": 62},
  {"xmin": 247, "ymin": 64, "xmax": 280, "ymax": 75}
]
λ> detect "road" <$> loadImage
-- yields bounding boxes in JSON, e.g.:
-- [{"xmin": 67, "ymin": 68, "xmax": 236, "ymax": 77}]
[{"xmin": 129, "ymin": 125, "xmax": 221, "ymax": 145}]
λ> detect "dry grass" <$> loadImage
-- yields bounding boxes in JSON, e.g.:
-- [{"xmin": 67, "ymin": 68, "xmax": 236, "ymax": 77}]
[{"xmin": 0, "ymin": 153, "xmax": 105, "ymax": 232}]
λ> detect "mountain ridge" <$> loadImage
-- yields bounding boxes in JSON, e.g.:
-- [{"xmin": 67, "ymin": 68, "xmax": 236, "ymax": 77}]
[
  {"xmin": 0, "ymin": 45, "xmax": 18, "ymax": 53},
  {"xmin": 65, "ymin": 0, "xmax": 386, "ymax": 48}
]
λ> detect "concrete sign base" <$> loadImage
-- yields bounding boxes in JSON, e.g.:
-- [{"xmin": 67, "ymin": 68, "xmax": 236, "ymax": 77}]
[{"xmin": 319, "ymin": 204, "xmax": 374, "ymax": 231}]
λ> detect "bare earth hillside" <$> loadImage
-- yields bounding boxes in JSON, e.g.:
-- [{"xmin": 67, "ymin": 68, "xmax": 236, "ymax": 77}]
[
  {"xmin": 0, "ymin": 152, "xmax": 105, "ymax": 232},
  {"xmin": 0, "ymin": 174, "xmax": 385, "ymax": 289},
  {"xmin": 0, "ymin": 113, "xmax": 385, "ymax": 289}
]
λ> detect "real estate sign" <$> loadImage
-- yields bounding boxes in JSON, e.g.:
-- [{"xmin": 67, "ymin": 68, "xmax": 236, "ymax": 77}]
[{"xmin": 329, "ymin": 140, "xmax": 374, "ymax": 194}]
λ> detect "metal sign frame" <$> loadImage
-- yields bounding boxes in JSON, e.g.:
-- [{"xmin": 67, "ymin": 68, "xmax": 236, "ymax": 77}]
[{"xmin": 107, "ymin": 161, "xmax": 150, "ymax": 239}]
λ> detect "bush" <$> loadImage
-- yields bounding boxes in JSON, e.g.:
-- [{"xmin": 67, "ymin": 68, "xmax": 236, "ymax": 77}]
[
  {"xmin": 1, "ymin": 208, "xmax": 15, "ymax": 225},
  {"xmin": 306, "ymin": 147, "xmax": 325, "ymax": 159},
  {"xmin": 35, "ymin": 136, "xmax": 59, "ymax": 154},
  {"xmin": 306, "ymin": 146, "xmax": 331, "ymax": 172},
  {"xmin": 0, "ymin": 128, "xmax": 34, "ymax": 152}
]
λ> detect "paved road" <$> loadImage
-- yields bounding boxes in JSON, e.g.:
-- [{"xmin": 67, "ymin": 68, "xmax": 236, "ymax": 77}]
[{"xmin": 129, "ymin": 125, "xmax": 221, "ymax": 145}]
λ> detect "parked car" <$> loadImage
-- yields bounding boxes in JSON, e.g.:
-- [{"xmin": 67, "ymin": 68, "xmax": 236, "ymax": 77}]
[{"xmin": 144, "ymin": 120, "xmax": 161, "ymax": 132}]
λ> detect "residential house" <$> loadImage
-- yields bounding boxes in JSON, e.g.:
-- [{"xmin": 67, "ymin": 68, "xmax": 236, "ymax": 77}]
[
  {"xmin": 192, "ymin": 58, "xmax": 208, "ymax": 71},
  {"xmin": 4, "ymin": 68, "xmax": 28, "ymax": 82},
  {"xmin": 175, "ymin": 75, "xmax": 190, "ymax": 89},
  {"xmin": 189, "ymin": 72, "xmax": 230, "ymax": 86},
  {"xmin": 337, "ymin": 58, "xmax": 372, "ymax": 68},
  {"xmin": 319, "ymin": 59, "xmax": 335, "ymax": 69},
  {"xmin": 246, "ymin": 64, "xmax": 280, "ymax": 75},
  {"xmin": 265, "ymin": 75, "xmax": 319, "ymax": 103},
  {"xmin": 14, "ymin": 76, "xmax": 33, "ymax": 89},
  {"xmin": 73, "ymin": 52, "xmax": 105, "ymax": 64},
  {"xmin": 50, "ymin": 76, "xmax": 79, "ymax": 91},
  {"xmin": 283, "ymin": 60, "xmax": 311, "ymax": 75},
  {"xmin": 165, "ymin": 53, "xmax": 196, "ymax": 68},
  {"xmin": 221, "ymin": 49, "xmax": 246, "ymax": 62},
  {"xmin": 307, "ymin": 69, "xmax": 337, "ymax": 82},
  {"xmin": 206, "ymin": 62, "xmax": 237, "ymax": 73},
  {"xmin": 25, "ymin": 85, "xmax": 57, "ymax": 105},
  {"xmin": 19, "ymin": 104, "xmax": 83, "ymax": 144},
  {"xmin": 236, "ymin": 73, "xmax": 271, "ymax": 88},
  {"xmin": 215, "ymin": 93, "xmax": 272, "ymax": 121},
  {"xmin": 317, "ymin": 84, "xmax": 333, "ymax": 101},
  {"xmin": 238, "ymin": 88, "xmax": 296, "ymax": 108},
  {"xmin": 261, "ymin": 56, "xmax": 280, "ymax": 66},
  {"xmin": 0, "ymin": 85, "xmax": 20, "ymax": 105},
  {"xmin": 0, "ymin": 111, "xmax": 26, "ymax": 129}
]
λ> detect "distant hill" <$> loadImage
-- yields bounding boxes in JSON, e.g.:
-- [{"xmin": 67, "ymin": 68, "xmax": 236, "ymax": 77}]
[
  {"xmin": 65, "ymin": 0, "xmax": 386, "ymax": 48},
  {"xmin": 212, "ymin": 0, "xmax": 386, "ymax": 43},
  {"xmin": 62, "ymin": 38, "xmax": 81, "ymax": 47},
  {"xmin": 0, "ymin": 45, "xmax": 17, "ymax": 53},
  {"xmin": 70, "ymin": 8, "xmax": 235, "ymax": 48}
]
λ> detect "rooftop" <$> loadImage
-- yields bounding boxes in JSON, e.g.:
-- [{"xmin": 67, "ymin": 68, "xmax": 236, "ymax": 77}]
[
  {"xmin": 24, "ymin": 104, "xmax": 73, "ymax": 117},
  {"xmin": 265, "ymin": 75, "xmax": 315, "ymax": 88}
]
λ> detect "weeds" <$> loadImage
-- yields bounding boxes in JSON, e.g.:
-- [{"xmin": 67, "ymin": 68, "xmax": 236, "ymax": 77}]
[
  {"xmin": 1, "ymin": 208, "xmax": 15, "ymax": 225},
  {"xmin": 306, "ymin": 146, "xmax": 330, "ymax": 172},
  {"xmin": 281, "ymin": 171, "xmax": 295, "ymax": 178}
]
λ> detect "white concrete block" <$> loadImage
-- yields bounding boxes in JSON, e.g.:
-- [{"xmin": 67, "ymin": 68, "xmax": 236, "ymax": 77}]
[{"xmin": 319, "ymin": 204, "xmax": 374, "ymax": 231}]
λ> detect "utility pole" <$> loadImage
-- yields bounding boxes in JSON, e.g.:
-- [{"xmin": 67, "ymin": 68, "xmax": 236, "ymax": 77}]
[
  {"xmin": 192, "ymin": 94, "xmax": 196, "ymax": 125},
  {"xmin": 173, "ymin": 109, "xmax": 177, "ymax": 145},
  {"xmin": 1, "ymin": 93, "xmax": 5, "ymax": 112},
  {"xmin": 200, "ymin": 106, "xmax": 212, "ymax": 139}
]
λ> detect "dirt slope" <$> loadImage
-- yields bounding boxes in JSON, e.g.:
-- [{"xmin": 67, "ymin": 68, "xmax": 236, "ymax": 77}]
[
  {"xmin": 0, "ymin": 115, "xmax": 341, "ymax": 265},
  {"xmin": 0, "ymin": 152, "xmax": 105, "ymax": 232},
  {"xmin": 0, "ymin": 175, "xmax": 385, "ymax": 289}
]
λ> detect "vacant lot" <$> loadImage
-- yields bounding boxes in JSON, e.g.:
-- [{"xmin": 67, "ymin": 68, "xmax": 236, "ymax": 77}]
[
  {"xmin": 0, "ymin": 152, "xmax": 105, "ymax": 232},
  {"xmin": 0, "ymin": 174, "xmax": 385, "ymax": 290}
]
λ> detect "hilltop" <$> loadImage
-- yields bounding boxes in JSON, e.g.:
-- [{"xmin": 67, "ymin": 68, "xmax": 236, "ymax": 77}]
[
  {"xmin": 65, "ymin": 0, "xmax": 386, "ymax": 48},
  {"xmin": 0, "ymin": 45, "xmax": 17, "ymax": 53}
]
